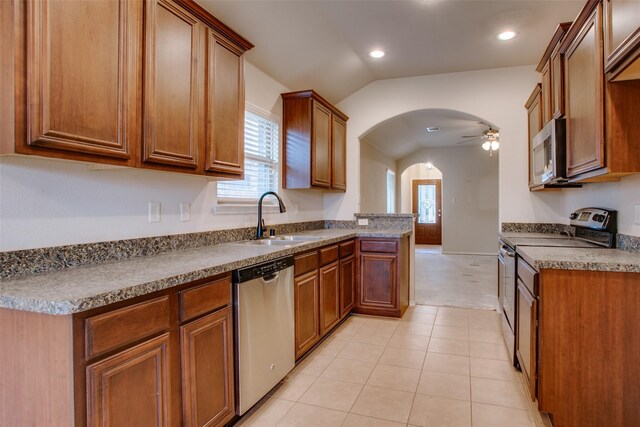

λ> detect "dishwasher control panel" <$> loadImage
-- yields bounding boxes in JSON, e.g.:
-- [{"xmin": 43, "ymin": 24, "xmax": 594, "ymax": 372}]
[{"xmin": 234, "ymin": 256, "xmax": 294, "ymax": 283}]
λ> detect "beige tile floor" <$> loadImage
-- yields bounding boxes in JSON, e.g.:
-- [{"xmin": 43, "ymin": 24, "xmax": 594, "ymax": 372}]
[
  {"xmin": 414, "ymin": 246, "xmax": 498, "ymax": 309},
  {"xmin": 235, "ymin": 306, "xmax": 542, "ymax": 427}
]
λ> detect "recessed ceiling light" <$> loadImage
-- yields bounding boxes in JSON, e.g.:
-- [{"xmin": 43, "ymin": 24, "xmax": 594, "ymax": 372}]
[
  {"xmin": 369, "ymin": 50, "xmax": 385, "ymax": 59},
  {"xmin": 426, "ymin": 127, "xmax": 440, "ymax": 133},
  {"xmin": 497, "ymin": 31, "xmax": 516, "ymax": 41}
]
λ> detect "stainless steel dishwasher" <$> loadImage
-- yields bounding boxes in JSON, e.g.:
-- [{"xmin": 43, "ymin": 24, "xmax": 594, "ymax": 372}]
[{"xmin": 233, "ymin": 256, "xmax": 295, "ymax": 415}]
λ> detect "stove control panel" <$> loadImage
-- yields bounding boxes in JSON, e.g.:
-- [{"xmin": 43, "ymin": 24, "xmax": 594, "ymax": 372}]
[{"xmin": 569, "ymin": 208, "xmax": 617, "ymax": 232}]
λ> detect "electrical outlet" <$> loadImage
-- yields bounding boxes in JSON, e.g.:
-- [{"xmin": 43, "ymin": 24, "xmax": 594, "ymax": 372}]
[
  {"xmin": 358, "ymin": 218, "xmax": 369, "ymax": 226},
  {"xmin": 148, "ymin": 202, "xmax": 161, "ymax": 223},
  {"xmin": 635, "ymin": 204, "xmax": 640, "ymax": 225},
  {"xmin": 180, "ymin": 203, "xmax": 191, "ymax": 222}
]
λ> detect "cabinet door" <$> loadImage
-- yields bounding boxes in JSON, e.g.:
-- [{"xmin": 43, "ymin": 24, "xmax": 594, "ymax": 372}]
[
  {"xmin": 565, "ymin": 6, "xmax": 605, "ymax": 177},
  {"xmin": 357, "ymin": 253, "xmax": 398, "ymax": 312},
  {"xmin": 541, "ymin": 61, "xmax": 552, "ymax": 124},
  {"xmin": 551, "ymin": 47, "xmax": 565, "ymax": 118},
  {"xmin": 516, "ymin": 280, "xmax": 538, "ymax": 401},
  {"xmin": 24, "ymin": 0, "xmax": 139, "ymax": 161},
  {"xmin": 339, "ymin": 254, "xmax": 355, "ymax": 318},
  {"xmin": 143, "ymin": 0, "xmax": 201, "ymax": 170},
  {"xmin": 604, "ymin": 0, "xmax": 640, "ymax": 72},
  {"xmin": 181, "ymin": 307, "xmax": 234, "ymax": 427},
  {"xmin": 525, "ymin": 85, "xmax": 542, "ymax": 186},
  {"xmin": 87, "ymin": 333, "xmax": 171, "ymax": 427},
  {"xmin": 311, "ymin": 101, "xmax": 332, "ymax": 188},
  {"xmin": 331, "ymin": 116, "xmax": 347, "ymax": 191},
  {"xmin": 319, "ymin": 261, "xmax": 340, "ymax": 334},
  {"xmin": 205, "ymin": 32, "xmax": 244, "ymax": 177},
  {"xmin": 294, "ymin": 270, "xmax": 320, "ymax": 359}
]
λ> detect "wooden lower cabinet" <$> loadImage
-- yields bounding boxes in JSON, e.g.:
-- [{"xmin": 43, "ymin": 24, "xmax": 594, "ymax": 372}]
[
  {"xmin": 87, "ymin": 333, "xmax": 172, "ymax": 427},
  {"xmin": 355, "ymin": 237, "xmax": 409, "ymax": 318},
  {"xmin": 0, "ymin": 273, "xmax": 234, "ymax": 427},
  {"xmin": 319, "ymin": 261, "xmax": 340, "ymax": 334},
  {"xmin": 339, "ymin": 254, "xmax": 355, "ymax": 318},
  {"xmin": 294, "ymin": 270, "xmax": 321, "ymax": 359},
  {"xmin": 180, "ymin": 307, "xmax": 234, "ymax": 427},
  {"xmin": 294, "ymin": 239, "xmax": 356, "ymax": 360}
]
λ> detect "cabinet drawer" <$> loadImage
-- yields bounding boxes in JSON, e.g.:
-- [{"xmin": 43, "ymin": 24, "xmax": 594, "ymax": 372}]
[
  {"xmin": 339, "ymin": 240, "xmax": 355, "ymax": 258},
  {"xmin": 180, "ymin": 276, "xmax": 231, "ymax": 322},
  {"xmin": 319, "ymin": 245, "xmax": 339, "ymax": 266},
  {"xmin": 360, "ymin": 239, "xmax": 398, "ymax": 253},
  {"xmin": 85, "ymin": 296, "xmax": 171, "ymax": 359},
  {"xmin": 517, "ymin": 258, "xmax": 538, "ymax": 294},
  {"xmin": 295, "ymin": 251, "xmax": 319, "ymax": 276}
]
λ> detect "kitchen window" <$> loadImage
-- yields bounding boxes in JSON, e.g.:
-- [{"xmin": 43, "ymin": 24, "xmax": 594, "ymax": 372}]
[
  {"xmin": 386, "ymin": 170, "xmax": 395, "ymax": 214},
  {"xmin": 217, "ymin": 108, "xmax": 279, "ymax": 206}
]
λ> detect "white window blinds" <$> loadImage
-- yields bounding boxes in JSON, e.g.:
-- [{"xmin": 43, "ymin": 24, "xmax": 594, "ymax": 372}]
[
  {"xmin": 217, "ymin": 110, "xmax": 279, "ymax": 203},
  {"xmin": 386, "ymin": 170, "xmax": 395, "ymax": 214}
]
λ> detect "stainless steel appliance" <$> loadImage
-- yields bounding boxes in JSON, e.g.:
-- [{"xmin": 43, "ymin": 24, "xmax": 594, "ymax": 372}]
[
  {"xmin": 499, "ymin": 207, "xmax": 617, "ymax": 369},
  {"xmin": 233, "ymin": 256, "xmax": 295, "ymax": 415},
  {"xmin": 531, "ymin": 118, "xmax": 566, "ymax": 186},
  {"xmin": 498, "ymin": 240, "xmax": 516, "ymax": 364}
]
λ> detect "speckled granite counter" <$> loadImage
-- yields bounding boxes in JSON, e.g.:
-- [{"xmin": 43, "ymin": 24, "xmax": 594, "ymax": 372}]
[
  {"xmin": 0, "ymin": 228, "xmax": 410, "ymax": 315},
  {"xmin": 516, "ymin": 246, "xmax": 640, "ymax": 273}
]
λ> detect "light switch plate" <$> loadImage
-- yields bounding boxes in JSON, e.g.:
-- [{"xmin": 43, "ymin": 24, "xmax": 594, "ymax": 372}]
[
  {"xmin": 358, "ymin": 219, "xmax": 369, "ymax": 226},
  {"xmin": 148, "ymin": 202, "xmax": 161, "ymax": 223},
  {"xmin": 180, "ymin": 203, "xmax": 191, "ymax": 222}
]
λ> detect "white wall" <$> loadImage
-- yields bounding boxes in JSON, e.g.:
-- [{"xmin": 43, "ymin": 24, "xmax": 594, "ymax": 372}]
[
  {"xmin": 0, "ymin": 62, "xmax": 326, "ymax": 251},
  {"xmin": 359, "ymin": 140, "xmax": 396, "ymax": 213},
  {"xmin": 399, "ymin": 147, "xmax": 499, "ymax": 255},
  {"xmin": 329, "ymin": 65, "xmax": 640, "ymax": 238}
]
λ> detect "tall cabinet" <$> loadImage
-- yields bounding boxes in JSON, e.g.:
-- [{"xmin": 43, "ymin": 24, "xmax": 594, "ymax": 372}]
[{"xmin": 282, "ymin": 90, "xmax": 349, "ymax": 191}]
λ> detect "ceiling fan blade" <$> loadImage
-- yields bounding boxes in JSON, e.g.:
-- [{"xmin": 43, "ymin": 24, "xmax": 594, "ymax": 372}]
[
  {"xmin": 461, "ymin": 135, "xmax": 482, "ymax": 138},
  {"xmin": 457, "ymin": 138, "xmax": 481, "ymax": 144}
]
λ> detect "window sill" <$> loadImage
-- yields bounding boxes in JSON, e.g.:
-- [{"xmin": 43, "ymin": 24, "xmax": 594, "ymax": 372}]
[{"xmin": 213, "ymin": 204, "xmax": 279, "ymax": 215}]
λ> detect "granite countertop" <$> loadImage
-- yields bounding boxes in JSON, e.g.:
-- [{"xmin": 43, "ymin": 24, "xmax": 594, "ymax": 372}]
[
  {"xmin": 0, "ymin": 228, "xmax": 410, "ymax": 315},
  {"xmin": 516, "ymin": 246, "xmax": 640, "ymax": 273},
  {"xmin": 499, "ymin": 231, "xmax": 570, "ymax": 247}
]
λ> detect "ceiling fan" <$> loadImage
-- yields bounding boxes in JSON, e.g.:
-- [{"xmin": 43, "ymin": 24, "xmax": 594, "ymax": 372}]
[{"xmin": 457, "ymin": 124, "xmax": 500, "ymax": 157}]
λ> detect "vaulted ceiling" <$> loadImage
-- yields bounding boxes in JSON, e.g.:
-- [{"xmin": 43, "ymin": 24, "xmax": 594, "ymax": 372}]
[{"xmin": 199, "ymin": 0, "xmax": 584, "ymax": 104}]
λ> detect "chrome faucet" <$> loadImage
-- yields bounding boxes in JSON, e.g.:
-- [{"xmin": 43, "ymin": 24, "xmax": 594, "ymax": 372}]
[{"xmin": 256, "ymin": 191, "xmax": 287, "ymax": 239}]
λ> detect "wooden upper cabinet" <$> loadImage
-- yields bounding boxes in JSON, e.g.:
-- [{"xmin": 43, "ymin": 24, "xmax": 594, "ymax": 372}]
[
  {"xmin": 205, "ymin": 31, "xmax": 245, "ymax": 177},
  {"xmin": 8, "ymin": 0, "xmax": 253, "ymax": 178},
  {"xmin": 604, "ymin": 0, "xmax": 640, "ymax": 78},
  {"xmin": 331, "ymin": 116, "xmax": 347, "ymax": 190},
  {"xmin": 550, "ymin": 46, "xmax": 566, "ymax": 119},
  {"xmin": 312, "ymin": 101, "xmax": 332, "ymax": 188},
  {"xmin": 540, "ymin": 62, "xmax": 552, "ymax": 124},
  {"xmin": 525, "ymin": 84, "xmax": 542, "ymax": 187},
  {"xmin": 19, "ymin": 0, "xmax": 140, "ymax": 163},
  {"xmin": 143, "ymin": 0, "xmax": 202, "ymax": 170},
  {"xmin": 282, "ymin": 90, "xmax": 349, "ymax": 191},
  {"xmin": 536, "ymin": 22, "xmax": 571, "ymax": 124},
  {"xmin": 564, "ymin": 5, "xmax": 605, "ymax": 178}
]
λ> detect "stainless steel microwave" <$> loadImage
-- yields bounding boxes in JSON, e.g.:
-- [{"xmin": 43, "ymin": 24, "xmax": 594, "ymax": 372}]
[{"xmin": 531, "ymin": 118, "xmax": 566, "ymax": 186}]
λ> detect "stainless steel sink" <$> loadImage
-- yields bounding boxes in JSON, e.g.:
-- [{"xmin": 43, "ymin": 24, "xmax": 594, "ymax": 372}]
[
  {"xmin": 271, "ymin": 235, "xmax": 322, "ymax": 242},
  {"xmin": 239, "ymin": 235, "xmax": 322, "ymax": 247}
]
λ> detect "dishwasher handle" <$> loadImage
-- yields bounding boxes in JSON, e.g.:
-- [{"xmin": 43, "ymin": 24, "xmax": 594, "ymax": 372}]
[{"xmin": 261, "ymin": 273, "xmax": 280, "ymax": 284}]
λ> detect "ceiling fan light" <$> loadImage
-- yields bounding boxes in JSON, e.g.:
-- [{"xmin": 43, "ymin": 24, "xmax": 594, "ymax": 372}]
[
  {"xmin": 491, "ymin": 140, "xmax": 500, "ymax": 151},
  {"xmin": 369, "ymin": 50, "xmax": 385, "ymax": 58},
  {"xmin": 482, "ymin": 141, "xmax": 491, "ymax": 151}
]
